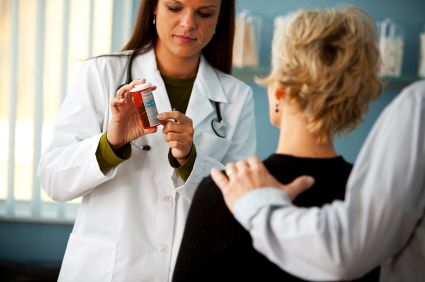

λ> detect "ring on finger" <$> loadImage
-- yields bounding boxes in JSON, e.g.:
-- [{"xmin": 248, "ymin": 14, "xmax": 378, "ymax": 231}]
[{"xmin": 226, "ymin": 167, "xmax": 234, "ymax": 176}]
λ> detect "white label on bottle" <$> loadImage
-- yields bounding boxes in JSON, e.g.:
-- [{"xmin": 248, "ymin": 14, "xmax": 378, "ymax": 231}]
[{"xmin": 142, "ymin": 90, "xmax": 160, "ymax": 126}]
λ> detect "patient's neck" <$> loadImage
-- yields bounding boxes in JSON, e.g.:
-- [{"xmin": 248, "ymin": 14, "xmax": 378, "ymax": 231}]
[{"xmin": 276, "ymin": 109, "xmax": 337, "ymax": 158}]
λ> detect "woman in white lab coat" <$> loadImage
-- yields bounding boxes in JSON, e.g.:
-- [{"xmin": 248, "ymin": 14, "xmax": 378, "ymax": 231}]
[{"xmin": 38, "ymin": 0, "xmax": 255, "ymax": 281}]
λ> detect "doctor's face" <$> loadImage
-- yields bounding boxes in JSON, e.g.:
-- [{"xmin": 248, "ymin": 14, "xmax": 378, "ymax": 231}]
[{"xmin": 154, "ymin": 0, "xmax": 221, "ymax": 60}]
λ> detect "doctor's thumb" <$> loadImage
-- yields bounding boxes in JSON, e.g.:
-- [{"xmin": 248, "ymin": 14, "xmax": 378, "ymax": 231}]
[{"xmin": 281, "ymin": 176, "xmax": 315, "ymax": 201}]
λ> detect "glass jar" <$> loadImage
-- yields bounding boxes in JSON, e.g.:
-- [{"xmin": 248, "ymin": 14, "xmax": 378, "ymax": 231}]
[
  {"xmin": 419, "ymin": 25, "xmax": 425, "ymax": 78},
  {"xmin": 232, "ymin": 10, "xmax": 262, "ymax": 68},
  {"xmin": 377, "ymin": 18, "xmax": 404, "ymax": 77}
]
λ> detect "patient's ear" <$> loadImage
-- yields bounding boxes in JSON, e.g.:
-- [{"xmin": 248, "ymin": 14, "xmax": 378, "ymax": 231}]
[
  {"xmin": 274, "ymin": 85, "xmax": 285, "ymax": 101},
  {"xmin": 267, "ymin": 83, "xmax": 286, "ymax": 127}
]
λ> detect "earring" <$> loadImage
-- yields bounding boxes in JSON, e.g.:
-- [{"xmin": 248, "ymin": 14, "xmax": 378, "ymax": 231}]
[
  {"xmin": 275, "ymin": 103, "xmax": 279, "ymax": 113},
  {"xmin": 153, "ymin": 15, "xmax": 156, "ymax": 25}
]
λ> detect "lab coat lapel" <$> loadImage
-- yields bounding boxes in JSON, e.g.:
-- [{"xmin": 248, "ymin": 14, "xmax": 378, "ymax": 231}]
[{"xmin": 186, "ymin": 56, "xmax": 228, "ymax": 129}]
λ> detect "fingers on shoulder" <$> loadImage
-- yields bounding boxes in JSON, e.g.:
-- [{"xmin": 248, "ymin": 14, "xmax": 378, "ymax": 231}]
[
  {"xmin": 211, "ymin": 168, "xmax": 229, "ymax": 190},
  {"xmin": 226, "ymin": 156, "xmax": 262, "ymax": 176},
  {"xmin": 246, "ymin": 156, "xmax": 264, "ymax": 171},
  {"xmin": 235, "ymin": 159, "xmax": 250, "ymax": 172}
]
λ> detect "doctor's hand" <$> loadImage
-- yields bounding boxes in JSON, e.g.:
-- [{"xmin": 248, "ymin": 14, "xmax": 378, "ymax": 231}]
[
  {"xmin": 211, "ymin": 156, "xmax": 315, "ymax": 212},
  {"xmin": 107, "ymin": 79, "xmax": 157, "ymax": 151},
  {"xmin": 157, "ymin": 111, "xmax": 194, "ymax": 165}
]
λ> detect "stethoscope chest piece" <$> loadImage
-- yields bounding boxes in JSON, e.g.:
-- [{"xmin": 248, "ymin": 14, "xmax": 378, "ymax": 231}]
[{"xmin": 211, "ymin": 118, "xmax": 226, "ymax": 138}]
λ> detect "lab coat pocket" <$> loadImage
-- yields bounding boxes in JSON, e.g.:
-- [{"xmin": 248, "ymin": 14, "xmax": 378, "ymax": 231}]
[
  {"xmin": 197, "ymin": 132, "xmax": 231, "ymax": 161},
  {"xmin": 58, "ymin": 233, "xmax": 116, "ymax": 282}
]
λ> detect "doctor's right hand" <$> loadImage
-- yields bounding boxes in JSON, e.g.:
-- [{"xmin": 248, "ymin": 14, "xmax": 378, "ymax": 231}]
[
  {"xmin": 107, "ymin": 79, "xmax": 157, "ymax": 151},
  {"xmin": 211, "ymin": 156, "xmax": 315, "ymax": 212}
]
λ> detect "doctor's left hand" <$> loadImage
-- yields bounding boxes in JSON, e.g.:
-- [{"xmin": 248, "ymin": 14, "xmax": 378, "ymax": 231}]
[
  {"xmin": 108, "ymin": 79, "xmax": 157, "ymax": 151},
  {"xmin": 157, "ymin": 111, "xmax": 194, "ymax": 165}
]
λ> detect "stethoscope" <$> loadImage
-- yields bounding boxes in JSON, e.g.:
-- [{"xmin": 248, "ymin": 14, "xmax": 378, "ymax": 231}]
[{"xmin": 116, "ymin": 51, "xmax": 227, "ymax": 150}]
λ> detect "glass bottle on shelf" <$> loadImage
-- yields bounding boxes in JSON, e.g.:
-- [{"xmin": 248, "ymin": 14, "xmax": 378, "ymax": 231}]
[
  {"xmin": 419, "ymin": 25, "xmax": 425, "ymax": 78},
  {"xmin": 377, "ymin": 18, "xmax": 404, "ymax": 77},
  {"xmin": 232, "ymin": 10, "xmax": 262, "ymax": 68}
]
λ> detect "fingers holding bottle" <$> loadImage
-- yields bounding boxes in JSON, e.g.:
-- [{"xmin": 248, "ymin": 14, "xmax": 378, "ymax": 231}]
[
  {"xmin": 157, "ymin": 111, "xmax": 194, "ymax": 164},
  {"xmin": 108, "ymin": 79, "xmax": 158, "ymax": 150}
]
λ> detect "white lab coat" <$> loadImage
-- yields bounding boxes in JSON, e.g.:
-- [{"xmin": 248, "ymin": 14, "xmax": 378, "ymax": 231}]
[{"xmin": 38, "ymin": 49, "xmax": 256, "ymax": 282}]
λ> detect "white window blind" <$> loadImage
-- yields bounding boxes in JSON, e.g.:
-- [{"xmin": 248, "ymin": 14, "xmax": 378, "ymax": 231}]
[{"xmin": 0, "ymin": 0, "xmax": 134, "ymax": 222}]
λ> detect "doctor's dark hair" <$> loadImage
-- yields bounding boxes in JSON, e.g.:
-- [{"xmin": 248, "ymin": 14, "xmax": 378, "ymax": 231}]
[{"xmin": 123, "ymin": 0, "xmax": 235, "ymax": 74}]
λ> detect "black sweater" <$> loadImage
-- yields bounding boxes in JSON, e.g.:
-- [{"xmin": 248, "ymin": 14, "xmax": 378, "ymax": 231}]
[{"xmin": 172, "ymin": 154, "xmax": 379, "ymax": 282}]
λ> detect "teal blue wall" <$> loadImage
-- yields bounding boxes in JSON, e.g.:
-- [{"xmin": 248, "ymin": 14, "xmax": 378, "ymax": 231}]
[{"xmin": 1, "ymin": 0, "xmax": 424, "ymax": 268}]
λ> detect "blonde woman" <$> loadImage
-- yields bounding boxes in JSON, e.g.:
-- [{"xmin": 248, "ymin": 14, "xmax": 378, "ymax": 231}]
[{"xmin": 173, "ymin": 6, "xmax": 382, "ymax": 282}]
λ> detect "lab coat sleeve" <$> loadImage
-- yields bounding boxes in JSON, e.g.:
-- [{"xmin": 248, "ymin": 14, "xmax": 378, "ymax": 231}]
[
  {"xmin": 221, "ymin": 88, "xmax": 256, "ymax": 164},
  {"xmin": 176, "ymin": 88, "xmax": 256, "ymax": 202},
  {"xmin": 233, "ymin": 81, "xmax": 425, "ymax": 280},
  {"xmin": 38, "ymin": 59, "xmax": 118, "ymax": 202}
]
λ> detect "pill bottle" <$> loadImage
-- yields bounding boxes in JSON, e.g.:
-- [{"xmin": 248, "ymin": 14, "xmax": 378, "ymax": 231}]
[{"xmin": 130, "ymin": 82, "xmax": 160, "ymax": 129}]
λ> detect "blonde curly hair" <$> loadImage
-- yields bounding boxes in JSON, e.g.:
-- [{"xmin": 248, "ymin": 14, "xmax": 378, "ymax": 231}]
[{"xmin": 257, "ymin": 6, "xmax": 382, "ymax": 143}]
